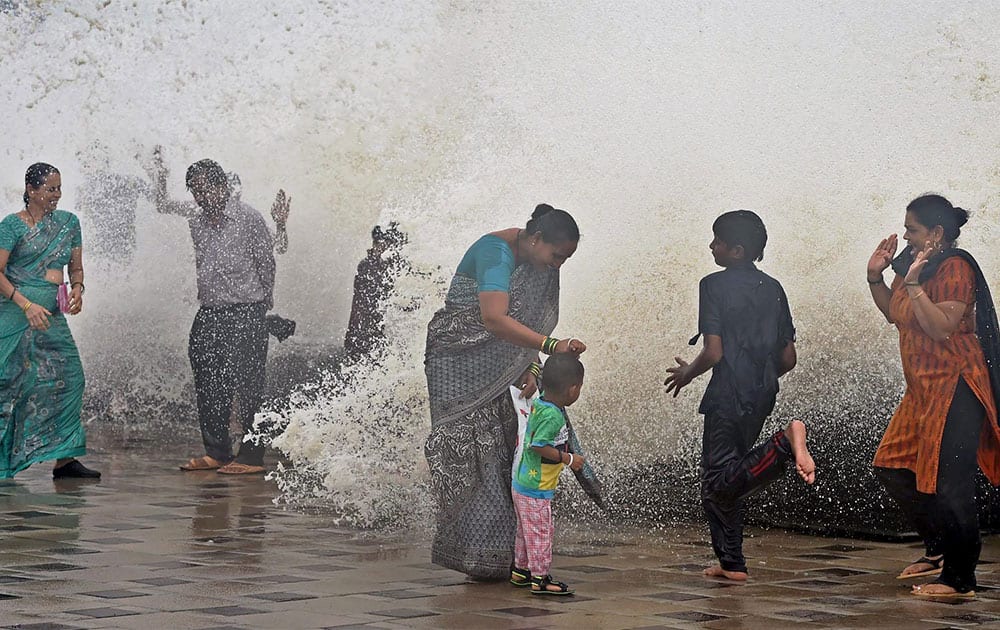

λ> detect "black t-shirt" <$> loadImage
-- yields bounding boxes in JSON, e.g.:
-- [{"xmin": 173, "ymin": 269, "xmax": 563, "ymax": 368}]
[{"xmin": 693, "ymin": 263, "xmax": 796, "ymax": 419}]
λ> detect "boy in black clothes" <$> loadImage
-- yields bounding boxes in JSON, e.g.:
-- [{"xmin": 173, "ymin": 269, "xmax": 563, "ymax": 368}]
[{"xmin": 665, "ymin": 210, "xmax": 816, "ymax": 581}]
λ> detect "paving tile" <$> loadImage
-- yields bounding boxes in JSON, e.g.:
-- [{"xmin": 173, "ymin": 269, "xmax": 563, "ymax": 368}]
[
  {"xmin": 0, "ymin": 524, "xmax": 46, "ymax": 532},
  {"xmin": 44, "ymin": 547, "xmax": 101, "ymax": 555},
  {"xmin": 293, "ymin": 564, "xmax": 354, "ymax": 572},
  {"xmin": 369, "ymin": 607, "xmax": 439, "ymax": 619},
  {"xmin": 663, "ymin": 563, "xmax": 711, "ymax": 572},
  {"xmin": 193, "ymin": 605, "xmax": 270, "ymax": 616},
  {"xmin": 367, "ymin": 589, "xmax": 436, "ymax": 600},
  {"xmin": 79, "ymin": 537, "xmax": 145, "ymax": 545},
  {"xmin": 3, "ymin": 430, "xmax": 1000, "ymax": 630},
  {"xmin": 803, "ymin": 566, "xmax": 875, "ymax": 577},
  {"xmin": 0, "ymin": 575, "xmax": 32, "ymax": 584},
  {"xmin": 771, "ymin": 607, "xmax": 853, "ymax": 621},
  {"xmin": 657, "ymin": 610, "xmax": 730, "ymax": 622},
  {"xmin": 6, "ymin": 510, "xmax": 58, "ymax": 518},
  {"xmin": 933, "ymin": 611, "xmax": 1000, "ymax": 624},
  {"xmin": 641, "ymin": 591, "xmax": 710, "ymax": 602},
  {"xmin": 62, "ymin": 606, "xmax": 143, "ymax": 618},
  {"xmin": 246, "ymin": 591, "xmax": 317, "ymax": 602},
  {"xmin": 128, "ymin": 577, "xmax": 193, "ymax": 586},
  {"xmin": 773, "ymin": 577, "xmax": 849, "ymax": 589},
  {"xmin": 80, "ymin": 589, "xmax": 149, "ymax": 599},
  {"xmin": 240, "ymin": 574, "xmax": 315, "ymax": 584},
  {"xmin": 794, "ymin": 552, "xmax": 850, "ymax": 560},
  {"xmin": 492, "ymin": 606, "xmax": 565, "ymax": 618},
  {"xmin": 559, "ymin": 565, "xmax": 615, "ymax": 574},
  {"xmin": 0, "ymin": 623, "xmax": 85, "ymax": 630},
  {"xmin": 802, "ymin": 594, "xmax": 878, "ymax": 606},
  {"xmin": 15, "ymin": 563, "xmax": 86, "ymax": 572},
  {"xmin": 816, "ymin": 543, "xmax": 876, "ymax": 553}
]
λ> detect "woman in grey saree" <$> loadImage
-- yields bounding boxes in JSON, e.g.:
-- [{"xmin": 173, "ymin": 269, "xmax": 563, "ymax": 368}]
[{"xmin": 424, "ymin": 204, "xmax": 585, "ymax": 578}]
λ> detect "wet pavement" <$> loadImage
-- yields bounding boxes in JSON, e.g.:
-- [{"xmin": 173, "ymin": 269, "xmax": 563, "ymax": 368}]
[{"xmin": 1, "ymin": 431, "xmax": 999, "ymax": 629}]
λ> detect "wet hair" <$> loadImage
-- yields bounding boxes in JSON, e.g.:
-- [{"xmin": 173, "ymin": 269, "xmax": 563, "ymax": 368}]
[
  {"xmin": 541, "ymin": 353, "xmax": 585, "ymax": 395},
  {"xmin": 906, "ymin": 194, "xmax": 969, "ymax": 243},
  {"xmin": 712, "ymin": 210, "xmax": 768, "ymax": 262},
  {"xmin": 525, "ymin": 203, "xmax": 580, "ymax": 244},
  {"xmin": 23, "ymin": 162, "xmax": 60, "ymax": 205},
  {"xmin": 185, "ymin": 159, "xmax": 228, "ymax": 190}
]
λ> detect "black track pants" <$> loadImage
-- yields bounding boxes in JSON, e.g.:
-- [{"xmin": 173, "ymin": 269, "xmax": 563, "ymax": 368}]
[{"xmin": 701, "ymin": 413, "xmax": 792, "ymax": 573}]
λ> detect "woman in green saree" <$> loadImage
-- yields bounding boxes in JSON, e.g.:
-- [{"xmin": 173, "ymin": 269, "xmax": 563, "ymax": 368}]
[
  {"xmin": 424, "ymin": 203, "xmax": 586, "ymax": 578},
  {"xmin": 0, "ymin": 163, "xmax": 100, "ymax": 479}
]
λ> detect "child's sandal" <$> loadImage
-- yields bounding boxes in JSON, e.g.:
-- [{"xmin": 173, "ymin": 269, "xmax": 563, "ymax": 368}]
[
  {"xmin": 510, "ymin": 567, "xmax": 531, "ymax": 587},
  {"xmin": 530, "ymin": 574, "xmax": 574, "ymax": 596}
]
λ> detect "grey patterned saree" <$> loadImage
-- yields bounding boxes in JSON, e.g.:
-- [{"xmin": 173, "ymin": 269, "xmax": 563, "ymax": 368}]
[{"xmin": 424, "ymin": 264, "xmax": 559, "ymax": 578}]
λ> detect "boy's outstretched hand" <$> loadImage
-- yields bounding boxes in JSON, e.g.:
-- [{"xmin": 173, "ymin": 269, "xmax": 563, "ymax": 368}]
[{"xmin": 664, "ymin": 357, "xmax": 694, "ymax": 397}]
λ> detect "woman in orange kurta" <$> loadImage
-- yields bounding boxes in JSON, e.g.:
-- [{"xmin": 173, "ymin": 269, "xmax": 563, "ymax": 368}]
[{"xmin": 867, "ymin": 194, "xmax": 1000, "ymax": 600}]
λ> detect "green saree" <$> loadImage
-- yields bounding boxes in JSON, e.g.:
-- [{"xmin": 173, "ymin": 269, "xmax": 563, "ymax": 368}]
[{"xmin": 0, "ymin": 210, "xmax": 86, "ymax": 478}]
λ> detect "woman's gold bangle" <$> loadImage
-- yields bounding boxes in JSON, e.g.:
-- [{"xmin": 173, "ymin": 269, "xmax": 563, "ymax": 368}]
[
  {"xmin": 910, "ymin": 291, "xmax": 925, "ymax": 300},
  {"xmin": 21, "ymin": 300, "xmax": 32, "ymax": 313}
]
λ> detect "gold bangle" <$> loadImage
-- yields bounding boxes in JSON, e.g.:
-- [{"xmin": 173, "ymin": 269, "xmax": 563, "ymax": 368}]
[
  {"xmin": 910, "ymin": 291, "xmax": 925, "ymax": 300},
  {"xmin": 21, "ymin": 300, "xmax": 32, "ymax": 312}
]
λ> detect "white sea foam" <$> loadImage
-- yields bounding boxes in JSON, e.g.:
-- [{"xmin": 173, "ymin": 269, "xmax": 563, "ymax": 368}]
[{"xmin": 4, "ymin": 1, "xmax": 1000, "ymax": 523}]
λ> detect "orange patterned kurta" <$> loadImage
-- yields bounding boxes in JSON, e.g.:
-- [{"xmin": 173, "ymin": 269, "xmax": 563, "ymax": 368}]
[{"xmin": 874, "ymin": 256, "xmax": 1000, "ymax": 494}]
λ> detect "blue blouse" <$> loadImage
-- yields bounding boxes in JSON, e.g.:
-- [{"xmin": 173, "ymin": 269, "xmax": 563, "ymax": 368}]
[{"xmin": 455, "ymin": 234, "xmax": 516, "ymax": 292}]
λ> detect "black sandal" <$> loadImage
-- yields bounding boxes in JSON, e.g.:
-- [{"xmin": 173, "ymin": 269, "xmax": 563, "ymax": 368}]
[
  {"xmin": 510, "ymin": 567, "xmax": 531, "ymax": 587},
  {"xmin": 896, "ymin": 555, "xmax": 943, "ymax": 580},
  {"xmin": 530, "ymin": 574, "xmax": 574, "ymax": 596}
]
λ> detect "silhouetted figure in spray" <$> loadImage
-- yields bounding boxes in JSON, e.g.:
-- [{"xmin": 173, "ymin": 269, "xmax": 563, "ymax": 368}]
[{"xmin": 344, "ymin": 223, "xmax": 407, "ymax": 360}]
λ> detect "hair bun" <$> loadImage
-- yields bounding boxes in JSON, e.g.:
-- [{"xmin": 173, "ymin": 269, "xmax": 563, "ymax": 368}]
[
  {"xmin": 532, "ymin": 203, "xmax": 555, "ymax": 220},
  {"xmin": 953, "ymin": 206, "xmax": 969, "ymax": 228}
]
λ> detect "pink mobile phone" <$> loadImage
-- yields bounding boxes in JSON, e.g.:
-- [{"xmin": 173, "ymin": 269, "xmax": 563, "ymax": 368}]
[{"xmin": 57, "ymin": 283, "xmax": 70, "ymax": 313}]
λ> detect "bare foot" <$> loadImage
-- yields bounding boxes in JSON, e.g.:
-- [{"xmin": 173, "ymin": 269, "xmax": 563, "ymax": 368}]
[
  {"xmin": 704, "ymin": 565, "xmax": 748, "ymax": 581},
  {"xmin": 786, "ymin": 420, "xmax": 816, "ymax": 484},
  {"xmin": 898, "ymin": 555, "xmax": 943, "ymax": 578},
  {"xmin": 179, "ymin": 455, "xmax": 228, "ymax": 471}
]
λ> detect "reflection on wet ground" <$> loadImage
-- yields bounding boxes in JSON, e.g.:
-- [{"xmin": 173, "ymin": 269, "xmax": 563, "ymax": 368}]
[{"xmin": 1, "ymin": 430, "xmax": 998, "ymax": 629}]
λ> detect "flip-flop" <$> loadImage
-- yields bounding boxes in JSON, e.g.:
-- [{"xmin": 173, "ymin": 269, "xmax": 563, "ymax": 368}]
[
  {"xmin": 896, "ymin": 555, "xmax": 944, "ymax": 580},
  {"xmin": 912, "ymin": 583, "xmax": 975, "ymax": 600},
  {"xmin": 179, "ymin": 456, "xmax": 227, "ymax": 471},
  {"xmin": 217, "ymin": 462, "xmax": 266, "ymax": 475}
]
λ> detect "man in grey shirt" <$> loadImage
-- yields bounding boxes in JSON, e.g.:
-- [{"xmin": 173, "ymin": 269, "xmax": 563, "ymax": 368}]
[{"xmin": 150, "ymin": 152, "xmax": 283, "ymax": 475}]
